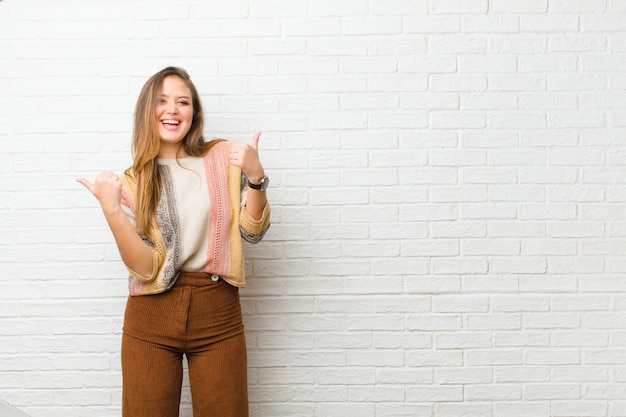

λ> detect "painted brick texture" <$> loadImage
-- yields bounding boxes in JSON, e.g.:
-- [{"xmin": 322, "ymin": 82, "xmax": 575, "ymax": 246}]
[{"xmin": 1, "ymin": 0, "xmax": 626, "ymax": 416}]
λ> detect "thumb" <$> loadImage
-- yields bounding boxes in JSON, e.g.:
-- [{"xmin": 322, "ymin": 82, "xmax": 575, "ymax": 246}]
[
  {"xmin": 76, "ymin": 178, "xmax": 95, "ymax": 194},
  {"xmin": 251, "ymin": 131, "xmax": 261, "ymax": 150}
]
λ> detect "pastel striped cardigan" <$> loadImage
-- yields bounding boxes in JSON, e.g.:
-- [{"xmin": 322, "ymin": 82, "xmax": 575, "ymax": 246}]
[{"xmin": 120, "ymin": 140, "xmax": 271, "ymax": 296}]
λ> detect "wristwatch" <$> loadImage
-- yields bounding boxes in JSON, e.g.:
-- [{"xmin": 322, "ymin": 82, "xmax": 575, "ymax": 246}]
[{"xmin": 247, "ymin": 175, "xmax": 269, "ymax": 191}]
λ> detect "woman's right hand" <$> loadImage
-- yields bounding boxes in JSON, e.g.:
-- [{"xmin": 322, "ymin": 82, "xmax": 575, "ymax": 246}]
[
  {"xmin": 76, "ymin": 171, "xmax": 123, "ymax": 214},
  {"xmin": 77, "ymin": 172, "xmax": 154, "ymax": 279}
]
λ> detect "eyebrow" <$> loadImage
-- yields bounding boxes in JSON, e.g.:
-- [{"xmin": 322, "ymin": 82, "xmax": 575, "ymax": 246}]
[{"xmin": 158, "ymin": 93, "xmax": 191, "ymax": 100}]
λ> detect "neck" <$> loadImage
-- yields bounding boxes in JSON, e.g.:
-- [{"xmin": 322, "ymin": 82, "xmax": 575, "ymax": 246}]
[{"xmin": 159, "ymin": 144, "xmax": 187, "ymax": 159}]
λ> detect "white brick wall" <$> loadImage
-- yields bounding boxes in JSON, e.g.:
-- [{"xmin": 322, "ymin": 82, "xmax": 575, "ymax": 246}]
[{"xmin": 1, "ymin": 0, "xmax": 626, "ymax": 416}]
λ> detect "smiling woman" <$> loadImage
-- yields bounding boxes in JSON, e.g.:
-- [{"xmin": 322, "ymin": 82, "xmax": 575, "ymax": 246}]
[{"xmin": 75, "ymin": 67, "xmax": 270, "ymax": 417}]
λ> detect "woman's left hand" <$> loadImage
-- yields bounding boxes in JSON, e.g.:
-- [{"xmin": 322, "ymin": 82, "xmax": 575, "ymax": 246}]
[{"xmin": 229, "ymin": 132, "xmax": 265, "ymax": 183}]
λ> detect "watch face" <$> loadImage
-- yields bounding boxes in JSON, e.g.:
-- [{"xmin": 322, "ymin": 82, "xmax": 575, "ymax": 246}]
[{"xmin": 259, "ymin": 176, "xmax": 269, "ymax": 190}]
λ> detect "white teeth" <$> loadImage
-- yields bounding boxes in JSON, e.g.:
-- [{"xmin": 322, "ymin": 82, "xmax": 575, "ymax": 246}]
[{"xmin": 162, "ymin": 120, "xmax": 180, "ymax": 125}]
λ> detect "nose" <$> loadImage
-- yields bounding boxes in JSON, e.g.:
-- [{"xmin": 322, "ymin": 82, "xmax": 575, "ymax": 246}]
[{"xmin": 161, "ymin": 100, "xmax": 178, "ymax": 114}]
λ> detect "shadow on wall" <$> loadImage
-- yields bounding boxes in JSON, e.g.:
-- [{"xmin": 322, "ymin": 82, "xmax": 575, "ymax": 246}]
[{"xmin": 0, "ymin": 399, "xmax": 30, "ymax": 417}]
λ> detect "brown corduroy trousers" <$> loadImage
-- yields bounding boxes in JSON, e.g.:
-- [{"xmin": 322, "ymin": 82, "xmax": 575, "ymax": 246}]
[{"xmin": 121, "ymin": 272, "xmax": 248, "ymax": 417}]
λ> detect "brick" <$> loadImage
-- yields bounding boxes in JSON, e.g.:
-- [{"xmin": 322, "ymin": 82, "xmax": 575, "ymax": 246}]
[
  {"xmin": 404, "ymin": 276, "xmax": 462, "ymax": 294},
  {"xmin": 488, "ymin": 112, "xmax": 546, "ymax": 128},
  {"xmin": 549, "ymin": 34, "xmax": 609, "ymax": 52},
  {"xmin": 311, "ymin": 0, "xmax": 370, "ymax": 17},
  {"xmin": 435, "ymin": 403, "xmax": 493, "ymax": 417},
  {"xmin": 342, "ymin": 17, "xmax": 403, "ymax": 35},
  {"xmin": 402, "ymin": 239, "xmax": 459, "ymax": 257},
  {"xmin": 348, "ymin": 351, "xmax": 404, "ymax": 367},
  {"xmin": 494, "ymin": 331, "xmax": 550, "ymax": 347},
  {"xmin": 250, "ymin": 0, "xmax": 307, "ymax": 18},
  {"xmin": 552, "ymin": 401, "xmax": 608, "ymax": 417},
  {"xmin": 521, "ymin": 239, "xmax": 577, "ymax": 256},
  {"xmin": 404, "ymin": 16, "xmax": 460, "ymax": 33},
  {"xmin": 550, "ymin": 0, "xmax": 607, "ymax": 12},
  {"xmin": 490, "ymin": 295, "xmax": 549, "ymax": 312},
  {"xmin": 463, "ymin": 236, "xmax": 519, "ymax": 253},
  {"xmin": 491, "ymin": 0, "xmax": 548, "ymax": 13},
  {"xmin": 465, "ymin": 384, "xmax": 522, "ymax": 400},
  {"xmin": 369, "ymin": 36, "xmax": 428, "ymax": 55},
  {"xmin": 432, "ymin": 0, "xmax": 488, "ymax": 13},
  {"xmin": 552, "ymin": 330, "xmax": 608, "ymax": 347},
  {"xmin": 371, "ymin": 0, "xmax": 428, "ymax": 15},
  {"xmin": 378, "ymin": 368, "xmax": 432, "ymax": 384},
  {"xmin": 519, "ymin": 275, "xmax": 578, "ymax": 292},
  {"xmin": 407, "ymin": 314, "xmax": 463, "ymax": 331},
  {"xmin": 406, "ymin": 384, "xmax": 463, "ymax": 402},
  {"xmin": 319, "ymin": 368, "xmax": 375, "ymax": 386},
  {"xmin": 282, "ymin": 18, "xmax": 341, "ymax": 37},
  {"xmin": 429, "ymin": 222, "xmax": 487, "ymax": 238},
  {"xmin": 430, "ymin": 185, "xmax": 488, "ymax": 203},
  {"xmin": 466, "ymin": 349, "xmax": 523, "ymax": 366},
  {"xmin": 435, "ymin": 332, "xmax": 492, "ymax": 349},
  {"xmin": 430, "ymin": 36, "xmax": 487, "ymax": 54},
  {"xmin": 463, "ymin": 15, "xmax": 520, "ymax": 32},
  {"xmin": 495, "ymin": 366, "xmax": 551, "ymax": 383},
  {"xmin": 341, "ymin": 93, "xmax": 399, "ymax": 111},
  {"xmin": 582, "ymin": 14, "xmax": 626, "ymax": 31},
  {"xmin": 432, "ymin": 295, "xmax": 489, "ymax": 313},
  {"xmin": 430, "ymin": 75, "xmax": 487, "ymax": 92},
  {"xmin": 520, "ymin": 14, "xmax": 580, "ymax": 31},
  {"xmin": 349, "ymin": 385, "xmax": 405, "ymax": 401},
  {"xmin": 466, "ymin": 314, "xmax": 522, "ymax": 331},
  {"xmin": 373, "ymin": 332, "xmax": 432, "ymax": 349},
  {"xmin": 400, "ymin": 204, "xmax": 457, "ymax": 221}
]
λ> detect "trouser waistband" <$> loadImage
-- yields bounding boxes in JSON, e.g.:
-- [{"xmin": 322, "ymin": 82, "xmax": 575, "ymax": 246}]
[{"xmin": 175, "ymin": 271, "xmax": 221, "ymax": 287}]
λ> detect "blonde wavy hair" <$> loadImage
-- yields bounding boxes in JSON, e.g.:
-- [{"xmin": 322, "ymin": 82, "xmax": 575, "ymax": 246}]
[{"xmin": 127, "ymin": 66, "xmax": 220, "ymax": 235}]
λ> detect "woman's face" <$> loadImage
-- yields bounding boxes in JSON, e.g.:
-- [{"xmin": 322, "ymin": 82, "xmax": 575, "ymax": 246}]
[{"xmin": 155, "ymin": 75, "xmax": 194, "ymax": 158}]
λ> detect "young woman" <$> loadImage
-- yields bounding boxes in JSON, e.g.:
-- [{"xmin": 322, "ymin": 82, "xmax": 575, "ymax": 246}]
[{"xmin": 77, "ymin": 67, "xmax": 270, "ymax": 417}]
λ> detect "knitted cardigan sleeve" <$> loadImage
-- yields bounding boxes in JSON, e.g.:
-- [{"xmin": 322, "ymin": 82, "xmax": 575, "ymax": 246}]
[{"xmin": 119, "ymin": 173, "xmax": 169, "ymax": 295}]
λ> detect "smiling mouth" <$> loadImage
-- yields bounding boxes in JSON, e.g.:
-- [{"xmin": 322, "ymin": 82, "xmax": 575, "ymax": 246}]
[{"xmin": 162, "ymin": 120, "xmax": 180, "ymax": 126}]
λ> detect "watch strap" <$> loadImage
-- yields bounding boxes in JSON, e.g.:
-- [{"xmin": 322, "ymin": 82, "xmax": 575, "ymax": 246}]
[{"xmin": 247, "ymin": 175, "xmax": 269, "ymax": 190}]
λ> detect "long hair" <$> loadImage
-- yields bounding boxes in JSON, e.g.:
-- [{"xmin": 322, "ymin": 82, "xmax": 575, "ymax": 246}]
[{"xmin": 127, "ymin": 66, "xmax": 219, "ymax": 235}]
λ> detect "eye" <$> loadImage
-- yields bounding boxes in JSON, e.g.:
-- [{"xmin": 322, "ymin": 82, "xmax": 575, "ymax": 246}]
[{"xmin": 178, "ymin": 100, "xmax": 189, "ymax": 105}]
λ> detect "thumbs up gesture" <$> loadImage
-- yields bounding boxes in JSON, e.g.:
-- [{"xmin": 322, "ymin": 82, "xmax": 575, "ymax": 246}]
[
  {"xmin": 76, "ymin": 171, "xmax": 124, "ymax": 215},
  {"xmin": 229, "ymin": 132, "xmax": 265, "ymax": 183}
]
